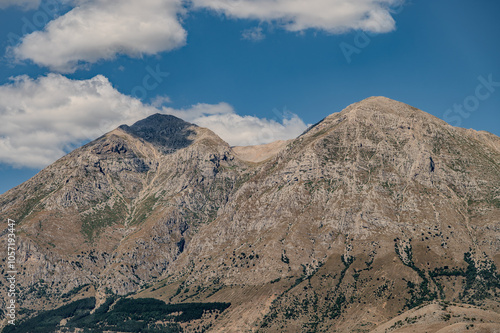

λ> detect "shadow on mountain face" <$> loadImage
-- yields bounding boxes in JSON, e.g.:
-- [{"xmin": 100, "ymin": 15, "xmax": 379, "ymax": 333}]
[{"xmin": 119, "ymin": 114, "xmax": 197, "ymax": 154}]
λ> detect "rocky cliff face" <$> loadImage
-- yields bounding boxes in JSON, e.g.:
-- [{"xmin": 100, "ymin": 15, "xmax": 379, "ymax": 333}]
[{"xmin": 1, "ymin": 98, "xmax": 499, "ymax": 332}]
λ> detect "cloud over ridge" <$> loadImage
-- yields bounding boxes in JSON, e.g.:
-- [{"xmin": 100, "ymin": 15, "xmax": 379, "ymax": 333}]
[
  {"xmin": 0, "ymin": 75, "xmax": 307, "ymax": 168},
  {"xmin": 162, "ymin": 103, "xmax": 308, "ymax": 147}
]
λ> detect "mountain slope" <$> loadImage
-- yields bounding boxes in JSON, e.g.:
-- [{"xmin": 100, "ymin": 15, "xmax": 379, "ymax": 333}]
[
  {"xmin": 0, "ymin": 114, "xmax": 246, "ymax": 306},
  {"xmin": 1, "ymin": 98, "xmax": 499, "ymax": 332},
  {"xmin": 155, "ymin": 96, "xmax": 500, "ymax": 331}
]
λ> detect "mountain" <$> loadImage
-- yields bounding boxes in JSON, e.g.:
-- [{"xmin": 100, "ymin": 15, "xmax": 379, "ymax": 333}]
[{"xmin": 1, "ymin": 97, "xmax": 499, "ymax": 332}]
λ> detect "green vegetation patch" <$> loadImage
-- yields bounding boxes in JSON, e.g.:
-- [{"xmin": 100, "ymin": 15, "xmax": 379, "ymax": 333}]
[
  {"xmin": 2, "ymin": 298, "xmax": 96, "ymax": 333},
  {"xmin": 395, "ymin": 240, "xmax": 500, "ymax": 309},
  {"xmin": 81, "ymin": 200, "xmax": 127, "ymax": 241},
  {"xmin": 394, "ymin": 241, "xmax": 438, "ymax": 309},
  {"xmin": 3, "ymin": 297, "xmax": 231, "ymax": 333},
  {"xmin": 129, "ymin": 194, "xmax": 158, "ymax": 226}
]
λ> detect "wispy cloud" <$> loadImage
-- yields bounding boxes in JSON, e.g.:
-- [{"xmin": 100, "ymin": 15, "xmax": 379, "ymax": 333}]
[
  {"xmin": 0, "ymin": 75, "xmax": 308, "ymax": 168},
  {"xmin": 11, "ymin": 0, "xmax": 187, "ymax": 72},
  {"xmin": 191, "ymin": 0, "xmax": 403, "ymax": 33},
  {"xmin": 242, "ymin": 26, "xmax": 265, "ymax": 41},
  {"xmin": 150, "ymin": 95, "xmax": 173, "ymax": 108},
  {"xmin": 0, "ymin": 0, "xmax": 40, "ymax": 10}
]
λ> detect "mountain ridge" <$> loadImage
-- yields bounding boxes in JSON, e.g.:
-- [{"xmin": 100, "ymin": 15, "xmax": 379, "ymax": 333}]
[{"xmin": 1, "ymin": 97, "xmax": 499, "ymax": 332}]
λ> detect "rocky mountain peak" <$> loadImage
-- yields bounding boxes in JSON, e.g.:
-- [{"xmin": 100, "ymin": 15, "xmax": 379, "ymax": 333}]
[
  {"xmin": 334, "ymin": 96, "xmax": 438, "ymax": 121},
  {"xmin": 299, "ymin": 96, "xmax": 450, "ymax": 146},
  {"xmin": 119, "ymin": 113, "xmax": 197, "ymax": 153}
]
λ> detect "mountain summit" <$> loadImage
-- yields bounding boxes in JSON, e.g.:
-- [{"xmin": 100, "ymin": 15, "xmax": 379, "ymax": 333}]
[
  {"xmin": 119, "ymin": 113, "xmax": 197, "ymax": 153},
  {"xmin": 1, "ymin": 98, "xmax": 499, "ymax": 332}
]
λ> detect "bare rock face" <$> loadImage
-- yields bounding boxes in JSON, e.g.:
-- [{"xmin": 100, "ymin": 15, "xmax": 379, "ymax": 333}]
[{"xmin": 1, "ymin": 98, "xmax": 499, "ymax": 332}]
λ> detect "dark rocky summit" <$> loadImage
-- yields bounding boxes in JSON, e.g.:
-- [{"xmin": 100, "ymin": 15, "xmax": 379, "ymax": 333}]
[{"xmin": 119, "ymin": 113, "xmax": 196, "ymax": 153}]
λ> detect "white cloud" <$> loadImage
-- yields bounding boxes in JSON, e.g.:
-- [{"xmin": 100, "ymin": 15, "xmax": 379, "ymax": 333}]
[
  {"xmin": 0, "ymin": 75, "xmax": 308, "ymax": 168},
  {"xmin": 242, "ymin": 26, "xmax": 265, "ymax": 41},
  {"xmin": 0, "ymin": 0, "xmax": 40, "ymax": 10},
  {"xmin": 12, "ymin": 0, "xmax": 187, "ymax": 72},
  {"xmin": 150, "ymin": 95, "xmax": 173, "ymax": 108},
  {"xmin": 0, "ymin": 74, "xmax": 158, "ymax": 167},
  {"xmin": 192, "ymin": 0, "xmax": 403, "ymax": 33},
  {"xmin": 162, "ymin": 103, "xmax": 309, "ymax": 146}
]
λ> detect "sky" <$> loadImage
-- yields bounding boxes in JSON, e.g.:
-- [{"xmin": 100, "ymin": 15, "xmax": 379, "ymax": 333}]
[{"xmin": 0, "ymin": 0, "xmax": 499, "ymax": 194}]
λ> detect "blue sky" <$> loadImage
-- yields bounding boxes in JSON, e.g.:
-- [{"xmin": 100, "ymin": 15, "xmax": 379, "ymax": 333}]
[{"xmin": 0, "ymin": 0, "xmax": 499, "ymax": 194}]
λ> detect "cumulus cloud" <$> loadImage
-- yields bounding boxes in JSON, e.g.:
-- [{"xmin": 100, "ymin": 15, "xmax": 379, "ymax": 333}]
[
  {"xmin": 0, "ymin": 75, "xmax": 308, "ymax": 168},
  {"xmin": 162, "ymin": 103, "xmax": 308, "ymax": 147},
  {"xmin": 12, "ymin": 0, "xmax": 187, "ymax": 72},
  {"xmin": 0, "ymin": 74, "xmax": 158, "ymax": 167},
  {"xmin": 0, "ymin": 0, "xmax": 40, "ymax": 10},
  {"xmin": 192, "ymin": 0, "xmax": 403, "ymax": 33}
]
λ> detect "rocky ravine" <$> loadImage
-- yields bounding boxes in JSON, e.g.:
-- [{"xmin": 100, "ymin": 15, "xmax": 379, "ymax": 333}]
[{"xmin": 0, "ymin": 97, "xmax": 499, "ymax": 332}]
